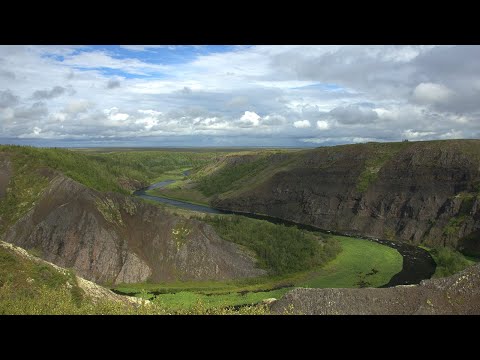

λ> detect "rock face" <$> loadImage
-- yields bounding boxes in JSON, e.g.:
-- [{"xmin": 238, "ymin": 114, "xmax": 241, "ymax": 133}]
[
  {"xmin": 271, "ymin": 263, "xmax": 480, "ymax": 315},
  {"xmin": 4, "ymin": 175, "xmax": 265, "ymax": 284},
  {"xmin": 213, "ymin": 140, "xmax": 480, "ymax": 253}
]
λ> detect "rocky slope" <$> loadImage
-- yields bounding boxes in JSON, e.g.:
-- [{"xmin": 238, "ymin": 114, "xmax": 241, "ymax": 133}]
[
  {"xmin": 1, "ymin": 160, "xmax": 265, "ymax": 284},
  {"xmin": 271, "ymin": 262, "xmax": 480, "ymax": 315},
  {"xmin": 211, "ymin": 140, "xmax": 480, "ymax": 254}
]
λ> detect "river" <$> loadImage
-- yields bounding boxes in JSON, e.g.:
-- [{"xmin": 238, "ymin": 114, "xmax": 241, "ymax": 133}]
[{"xmin": 134, "ymin": 176, "xmax": 436, "ymax": 287}]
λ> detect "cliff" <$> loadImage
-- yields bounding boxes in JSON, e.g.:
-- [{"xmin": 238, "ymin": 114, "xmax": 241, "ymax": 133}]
[{"xmin": 211, "ymin": 140, "xmax": 480, "ymax": 254}]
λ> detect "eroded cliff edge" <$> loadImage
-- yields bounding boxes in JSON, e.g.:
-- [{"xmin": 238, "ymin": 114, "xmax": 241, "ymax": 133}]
[{"xmin": 212, "ymin": 140, "xmax": 480, "ymax": 254}]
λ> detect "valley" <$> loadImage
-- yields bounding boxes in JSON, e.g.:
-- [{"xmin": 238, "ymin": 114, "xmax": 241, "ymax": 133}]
[{"xmin": 1, "ymin": 141, "xmax": 479, "ymax": 314}]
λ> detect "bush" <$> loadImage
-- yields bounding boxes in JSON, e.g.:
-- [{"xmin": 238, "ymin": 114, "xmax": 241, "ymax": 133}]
[{"xmin": 431, "ymin": 247, "xmax": 473, "ymax": 278}]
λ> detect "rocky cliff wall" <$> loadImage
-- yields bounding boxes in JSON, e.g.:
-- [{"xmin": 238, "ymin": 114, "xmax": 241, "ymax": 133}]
[{"xmin": 213, "ymin": 141, "xmax": 480, "ymax": 253}]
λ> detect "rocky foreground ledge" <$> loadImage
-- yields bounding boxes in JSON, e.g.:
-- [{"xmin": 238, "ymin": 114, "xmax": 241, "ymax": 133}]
[{"xmin": 271, "ymin": 263, "xmax": 480, "ymax": 315}]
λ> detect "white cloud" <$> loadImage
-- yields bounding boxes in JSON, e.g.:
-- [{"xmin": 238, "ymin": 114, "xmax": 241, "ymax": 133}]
[
  {"xmin": 316, "ymin": 120, "xmax": 330, "ymax": 130},
  {"xmin": 240, "ymin": 111, "xmax": 261, "ymax": 126},
  {"xmin": 1, "ymin": 45, "xmax": 479, "ymax": 146},
  {"xmin": 104, "ymin": 107, "xmax": 130, "ymax": 122},
  {"xmin": 138, "ymin": 109, "xmax": 162, "ymax": 117},
  {"xmin": 293, "ymin": 120, "xmax": 311, "ymax": 128}
]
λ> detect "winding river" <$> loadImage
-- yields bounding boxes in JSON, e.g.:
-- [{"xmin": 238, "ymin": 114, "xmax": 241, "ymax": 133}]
[{"xmin": 134, "ymin": 175, "xmax": 436, "ymax": 288}]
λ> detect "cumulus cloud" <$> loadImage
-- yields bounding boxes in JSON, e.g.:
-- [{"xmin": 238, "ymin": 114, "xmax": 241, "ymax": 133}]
[
  {"xmin": 316, "ymin": 120, "xmax": 330, "ymax": 130},
  {"xmin": 293, "ymin": 120, "xmax": 311, "ymax": 128},
  {"xmin": 32, "ymin": 86, "xmax": 66, "ymax": 100},
  {"xmin": 239, "ymin": 111, "xmax": 261, "ymax": 126}
]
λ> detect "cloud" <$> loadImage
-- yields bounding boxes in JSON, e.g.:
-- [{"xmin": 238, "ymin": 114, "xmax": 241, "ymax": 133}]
[
  {"xmin": 107, "ymin": 79, "xmax": 121, "ymax": 89},
  {"xmin": 263, "ymin": 114, "xmax": 286, "ymax": 126},
  {"xmin": 65, "ymin": 100, "xmax": 92, "ymax": 114},
  {"xmin": 226, "ymin": 96, "xmax": 248, "ymax": 108},
  {"xmin": 120, "ymin": 45, "xmax": 172, "ymax": 52},
  {"xmin": 293, "ymin": 120, "xmax": 311, "ymax": 128},
  {"xmin": 32, "ymin": 86, "xmax": 66, "ymax": 100},
  {"xmin": 1, "ymin": 45, "xmax": 480, "ymax": 146},
  {"xmin": 239, "ymin": 111, "xmax": 261, "ymax": 126},
  {"xmin": 104, "ymin": 107, "xmax": 130, "ymax": 122},
  {"xmin": 413, "ymin": 82, "xmax": 453, "ymax": 104},
  {"xmin": 0, "ymin": 90, "xmax": 19, "ymax": 108},
  {"xmin": 329, "ymin": 104, "xmax": 379, "ymax": 124},
  {"xmin": 316, "ymin": 120, "xmax": 330, "ymax": 130},
  {"xmin": 0, "ymin": 69, "xmax": 15, "ymax": 80},
  {"xmin": 61, "ymin": 50, "xmax": 169, "ymax": 75}
]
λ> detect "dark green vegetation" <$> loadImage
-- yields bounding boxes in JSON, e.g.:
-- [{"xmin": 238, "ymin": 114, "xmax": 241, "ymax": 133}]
[
  {"xmin": 428, "ymin": 247, "xmax": 477, "ymax": 278},
  {"xmin": 202, "ymin": 215, "xmax": 341, "ymax": 275}
]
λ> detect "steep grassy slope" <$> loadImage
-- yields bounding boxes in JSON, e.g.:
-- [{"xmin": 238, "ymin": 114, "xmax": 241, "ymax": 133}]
[
  {"xmin": 0, "ymin": 241, "xmax": 146, "ymax": 314},
  {"xmin": 194, "ymin": 140, "xmax": 480, "ymax": 252}
]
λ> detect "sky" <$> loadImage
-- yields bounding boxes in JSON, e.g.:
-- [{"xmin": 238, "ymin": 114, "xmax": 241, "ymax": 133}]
[{"xmin": 0, "ymin": 45, "xmax": 479, "ymax": 147}]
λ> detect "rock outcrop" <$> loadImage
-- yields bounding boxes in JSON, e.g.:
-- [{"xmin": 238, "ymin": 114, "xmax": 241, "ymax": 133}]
[
  {"xmin": 213, "ymin": 140, "xmax": 480, "ymax": 253},
  {"xmin": 4, "ymin": 174, "xmax": 265, "ymax": 284},
  {"xmin": 271, "ymin": 262, "xmax": 480, "ymax": 315}
]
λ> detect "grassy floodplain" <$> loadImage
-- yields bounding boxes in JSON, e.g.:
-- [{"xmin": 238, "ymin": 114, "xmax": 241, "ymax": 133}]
[{"xmin": 113, "ymin": 230, "xmax": 403, "ymax": 311}]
